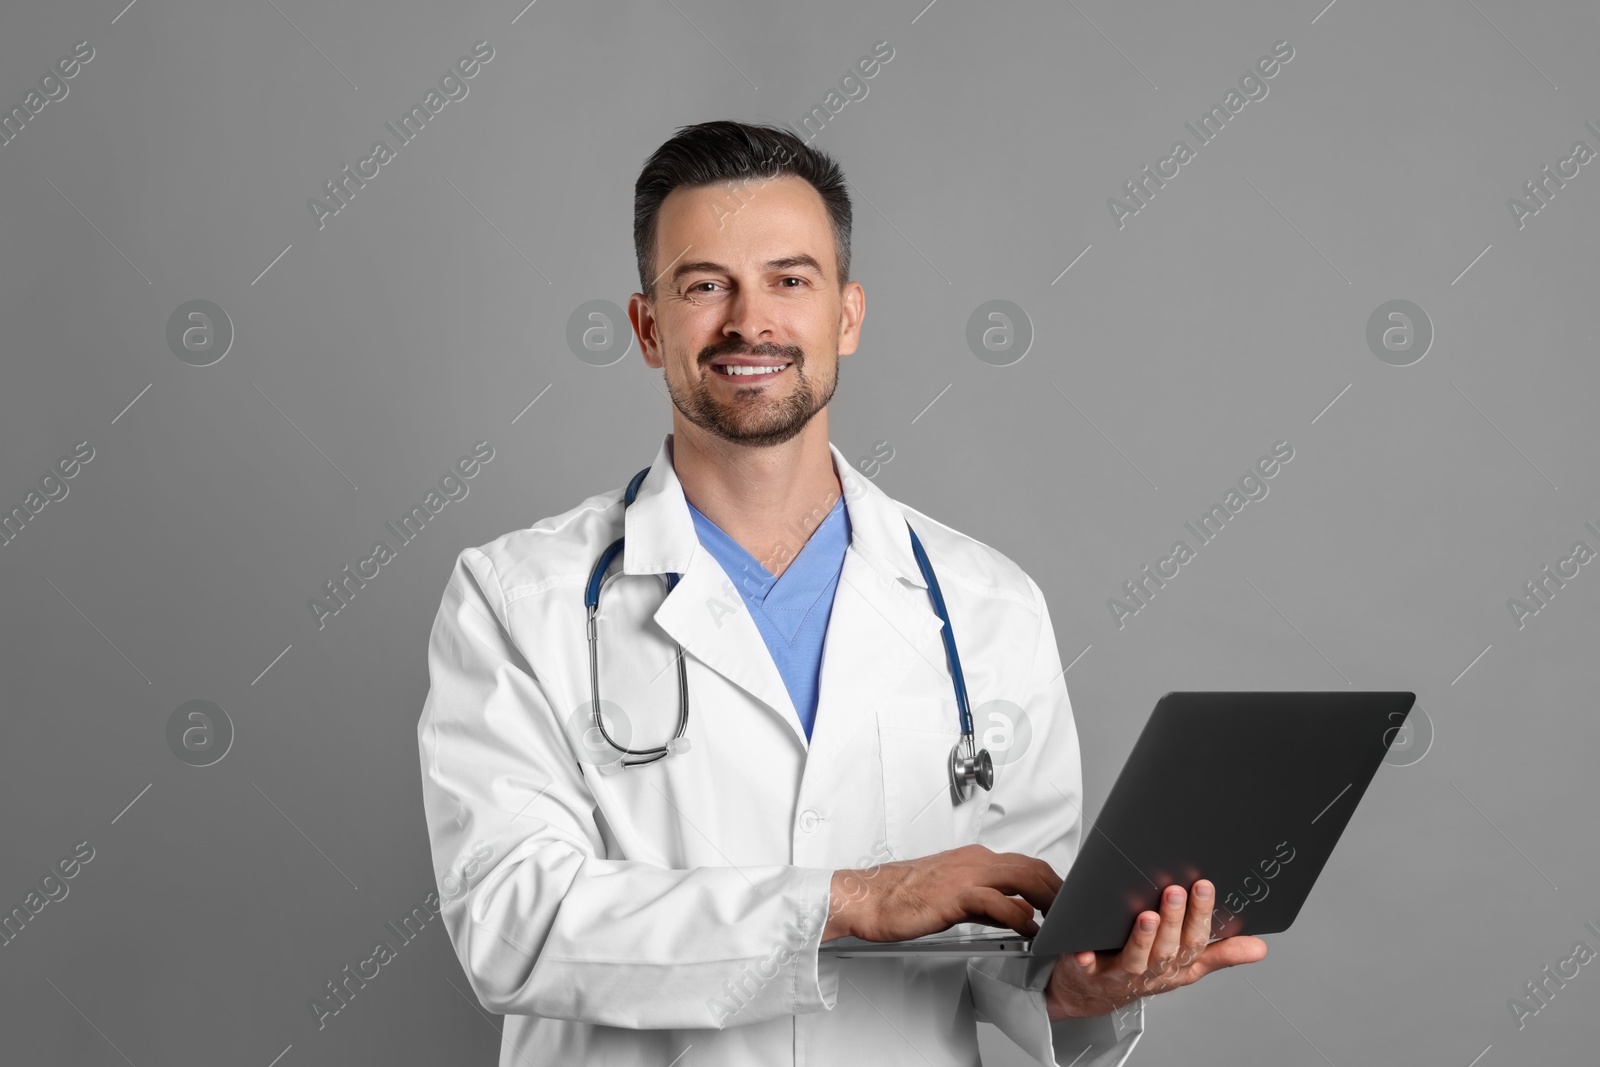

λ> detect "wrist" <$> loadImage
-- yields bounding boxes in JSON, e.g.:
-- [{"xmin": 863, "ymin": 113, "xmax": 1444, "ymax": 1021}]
[
  {"xmin": 1044, "ymin": 987, "xmax": 1078, "ymax": 1023},
  {"xmin": 1044, "ymin": 958, "xmax": 1091, "ymax": 1022},
  {"xmin": 822, "ymin": 869, "xmax": 861, "ymax": 942}
]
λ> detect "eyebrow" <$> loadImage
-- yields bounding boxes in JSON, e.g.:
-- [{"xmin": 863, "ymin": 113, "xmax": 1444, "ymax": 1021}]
[{"xmin": 670, "ymin": 254, "xmax": 827, "ymax": 286}]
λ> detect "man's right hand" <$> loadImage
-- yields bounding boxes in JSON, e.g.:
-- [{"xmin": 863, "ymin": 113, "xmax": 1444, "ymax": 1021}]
[{"xmin": 821, "ymin": 843, "xmax": 1061, "ymax": 943}]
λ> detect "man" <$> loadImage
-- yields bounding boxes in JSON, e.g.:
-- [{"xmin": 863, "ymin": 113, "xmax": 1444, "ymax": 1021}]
[{"xmin": 417, "ymin": 120, "xmax": 1266, "ymax": 1066}]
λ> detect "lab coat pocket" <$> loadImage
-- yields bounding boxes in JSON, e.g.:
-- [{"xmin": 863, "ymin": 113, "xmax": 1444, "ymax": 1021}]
[{"xmin": 878, "ymin": 723, "xmax": 988, "ymax": 862}]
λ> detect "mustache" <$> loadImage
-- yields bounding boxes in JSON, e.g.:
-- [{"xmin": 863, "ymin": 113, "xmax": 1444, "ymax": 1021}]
[{"xmin": 699, "ymin": 340, "xmax": 804, "ymax": 365}]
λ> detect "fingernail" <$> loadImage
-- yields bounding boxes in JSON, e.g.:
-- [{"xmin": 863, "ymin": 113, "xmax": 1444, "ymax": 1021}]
[
  {"xmin": 1196, "ymin": 882, "xmax": 1213, "ymax": 900},
  {"xmin": 1166, "ymin": 887, "xmax": 1184, "ymax": 905},
  {"xmin": 1139, "ymin": 915, "xmax": 1158, "ymax": 932}
]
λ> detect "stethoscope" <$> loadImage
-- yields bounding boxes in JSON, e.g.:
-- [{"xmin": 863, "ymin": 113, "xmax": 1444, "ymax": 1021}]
[{"xmin": 584, "ymin": 466, "xmax": 996, "ymax": 804}]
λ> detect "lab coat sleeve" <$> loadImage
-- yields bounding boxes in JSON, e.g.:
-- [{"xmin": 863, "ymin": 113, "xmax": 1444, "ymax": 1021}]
[
  {"xmin": 966, "ymin": 577, "xmax": 1147, "ymax": 1066},
  {"xmin": 417, "ymin": 547, "xmax": 840, "ymax": 1029}
]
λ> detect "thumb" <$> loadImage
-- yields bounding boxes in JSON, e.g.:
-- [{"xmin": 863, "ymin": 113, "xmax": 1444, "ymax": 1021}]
[{"xmin": 1193, "ymin": 935, "xmax": 1268, "ymax": 977}]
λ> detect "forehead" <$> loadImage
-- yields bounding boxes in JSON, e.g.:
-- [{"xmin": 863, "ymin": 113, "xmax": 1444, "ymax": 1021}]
[{"xmin": 655, "ymin": 174, "xmax": 834, "ymax": 274}]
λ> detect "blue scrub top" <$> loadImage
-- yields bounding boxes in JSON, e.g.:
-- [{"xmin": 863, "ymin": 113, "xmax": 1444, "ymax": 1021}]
[{"xmin": 685, "ymin": 494, "xmax": 851, "ymax": 742}]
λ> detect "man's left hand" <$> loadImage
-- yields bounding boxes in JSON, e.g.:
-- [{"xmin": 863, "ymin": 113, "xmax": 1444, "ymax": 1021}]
[{"xmin": 1045, "ymin": 880, "xmax": 1269, "ymax": 1022}]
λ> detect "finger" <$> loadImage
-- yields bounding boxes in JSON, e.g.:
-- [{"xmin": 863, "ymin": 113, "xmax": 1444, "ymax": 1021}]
[
  {"xmin": 1118, "ymin": 909, "xmax": 1161, "ymax": 976},
  {"xmin": 1025, "ymin": 856, "xmax": 1064, "ymax": 898},
  {"xmin": 961, "ymin": 887, "xmax": 1041, "ymax": 937},
  {"xmin": 1187, "ymin": 935, "xmax": 1269, "ymax": 980},
  {"xmin": 1038, "ymin": 867, "xmax": 1064, "ymax": 907},
  {"xmin": 983, "ymin": 851, "xmax": 1059, "ymax": 890},
  {"xmin": 1065, "ymin": 946, "xmax": 1119, "ymax": 975},
  {"xmin": 978, "ymin": 857, "xmax": 1061, "ymax": 917},
  {"xmin": 1176, "ymin": 880, "xmax": 1214, "ymax": 968},
  {"xmin": 984, "ymin": 853, "xmax": 1062, "ymax": 895},
  {"xmin": 1147, "ymin": 885, "xmax": 1188, "ymax": 973}
]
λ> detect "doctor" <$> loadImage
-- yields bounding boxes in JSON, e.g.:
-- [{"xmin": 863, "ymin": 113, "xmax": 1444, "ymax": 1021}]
[{"xmin": 417, "ymin": 120, "xmax": 1266, "ymax": 1066}]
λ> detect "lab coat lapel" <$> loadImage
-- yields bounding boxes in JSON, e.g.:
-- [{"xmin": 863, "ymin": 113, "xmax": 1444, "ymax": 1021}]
[
  {"xmin": 623, "ymin": 435, "xmax": 948, "ymax": 764},
  {"xmin": 626, "ymin": 436, "xmax": 807, "ymax": 753},
  {"xmin": 657, "ymin": 550, "xmax": 810, "ymax": 752},
  {"xmin": 804, "ymin": 444, "xmax": 951, "ymax": 780}
]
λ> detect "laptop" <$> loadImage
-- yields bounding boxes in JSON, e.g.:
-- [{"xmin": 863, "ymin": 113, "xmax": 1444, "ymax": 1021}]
[{"xmin": 821, "ymin": 690, "xmax": 1415, "ymax": 959}]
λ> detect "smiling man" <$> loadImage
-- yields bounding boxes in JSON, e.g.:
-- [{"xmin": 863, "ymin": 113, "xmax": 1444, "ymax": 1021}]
[
  {"xmin": 418, "ymin": 120, "xmax": 1264, "ymax": 1067},
  {"xmin": 630, "ymin": 127, "xmax": 857, "ymax": 597}
]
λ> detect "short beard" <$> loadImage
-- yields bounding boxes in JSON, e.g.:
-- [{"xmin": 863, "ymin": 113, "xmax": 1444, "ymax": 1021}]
[{"xmin": 664, "ymin": 340, "xmax": 837, "ymax": 448}]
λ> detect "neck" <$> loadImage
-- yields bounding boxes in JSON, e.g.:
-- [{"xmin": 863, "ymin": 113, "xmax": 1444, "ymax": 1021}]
[{"xmin": 668, "ymin": 415, "xmax": 842, "ymax": 581}]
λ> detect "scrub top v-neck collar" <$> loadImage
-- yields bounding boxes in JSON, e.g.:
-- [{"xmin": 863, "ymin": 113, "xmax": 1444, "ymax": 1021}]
[{"xmin": 684, "ymin": 495, "xmax": 850, "ymax": 644}]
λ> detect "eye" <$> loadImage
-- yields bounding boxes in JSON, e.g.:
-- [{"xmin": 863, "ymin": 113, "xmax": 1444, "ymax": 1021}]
[
  {"xmin": 690, "ymin": 281, "xmax": 722, "ymax": 293},
  {"xmin": 779, "ymin": 276, "xmax": 808, "ymax": 288}
]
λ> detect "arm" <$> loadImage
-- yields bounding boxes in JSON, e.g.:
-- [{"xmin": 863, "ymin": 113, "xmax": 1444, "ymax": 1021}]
[
  {"xmin": 417, "ymin": 547, "xmax": 840, "ymax": 1029},
  {"xmin": 965, "ymin": 577, "xmax": 1147, "ymax": 1066}
]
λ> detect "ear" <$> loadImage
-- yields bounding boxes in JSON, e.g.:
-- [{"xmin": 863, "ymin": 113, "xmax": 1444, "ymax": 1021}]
[
  {"xmin": 629, "ymin": 293, "xmax": 663, "ymax": 368},
  {"xmin": 837, "ymin": 280, "xmax": 865, "ymax": 357}
]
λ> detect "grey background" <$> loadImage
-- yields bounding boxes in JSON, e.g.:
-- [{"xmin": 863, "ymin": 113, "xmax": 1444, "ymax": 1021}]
[{"xmin": 2, "ymin": 0, "xmax": 1597, "ymax": 1064}]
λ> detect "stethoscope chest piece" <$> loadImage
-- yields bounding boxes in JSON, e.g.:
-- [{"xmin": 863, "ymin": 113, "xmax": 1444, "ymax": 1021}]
[
  {"xmin": 589, "ymin": 464, "xmax": 997, "ymax": 805},
  {"xmin": 949, "ymin": 737, "xmax": 995, "ymax": 803}
]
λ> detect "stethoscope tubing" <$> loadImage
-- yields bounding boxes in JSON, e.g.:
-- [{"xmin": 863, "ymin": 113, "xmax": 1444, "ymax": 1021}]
[{"xmin": 583, "ymin": 466, "xmax": 993, "ymax": 797}]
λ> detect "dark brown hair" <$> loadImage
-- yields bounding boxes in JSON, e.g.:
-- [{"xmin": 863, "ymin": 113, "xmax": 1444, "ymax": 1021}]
[{"xmin": 633, "ymin": 120, "xmax": 852, "ymax": 300}]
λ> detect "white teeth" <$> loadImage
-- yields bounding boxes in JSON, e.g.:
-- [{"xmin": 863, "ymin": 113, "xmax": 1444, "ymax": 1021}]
[{"xmin": 715, "ymin": 363, "xmax": 790, "ymax": 376}]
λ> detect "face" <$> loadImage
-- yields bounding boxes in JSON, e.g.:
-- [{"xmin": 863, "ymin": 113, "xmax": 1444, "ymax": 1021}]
[{"xmin": 630, "ymin": 174, "xmax": 865, "ymax": 448}]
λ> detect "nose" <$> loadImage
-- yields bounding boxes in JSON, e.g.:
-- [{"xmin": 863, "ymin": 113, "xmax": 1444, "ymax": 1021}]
[{"xmin": 721, "ymin": 284, "xmax": 781, "ymax": 347}]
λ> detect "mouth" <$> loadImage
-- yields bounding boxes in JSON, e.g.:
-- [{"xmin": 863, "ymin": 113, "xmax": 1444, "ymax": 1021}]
[{"xmin": 710, "ymin": 361, "xmax": 793, "ymax": 382}]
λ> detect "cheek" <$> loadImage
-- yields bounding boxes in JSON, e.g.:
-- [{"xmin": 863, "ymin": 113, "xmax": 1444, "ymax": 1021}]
[
  {"xmin": 654, "ymin": 319, "xmax": 705, "ymax": 367},
  {"xmin": 674, "ymin": 309, "xmax": 727, "ymax": 352},
  {"xmin": 800, "ymin": 349, "xmax": 835, "ymax": 377}
]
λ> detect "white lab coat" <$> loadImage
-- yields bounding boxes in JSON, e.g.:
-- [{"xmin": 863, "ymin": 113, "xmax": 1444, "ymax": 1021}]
[{"xmin": 417, "ymin": 433, "xmax": 1147, "ymax": 1066}]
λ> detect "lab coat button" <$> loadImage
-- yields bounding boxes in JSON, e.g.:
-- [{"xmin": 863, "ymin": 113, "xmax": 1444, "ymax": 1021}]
[{"xmin": 799, "ymin": 809, "xmax": 820, "ymax": 832}]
